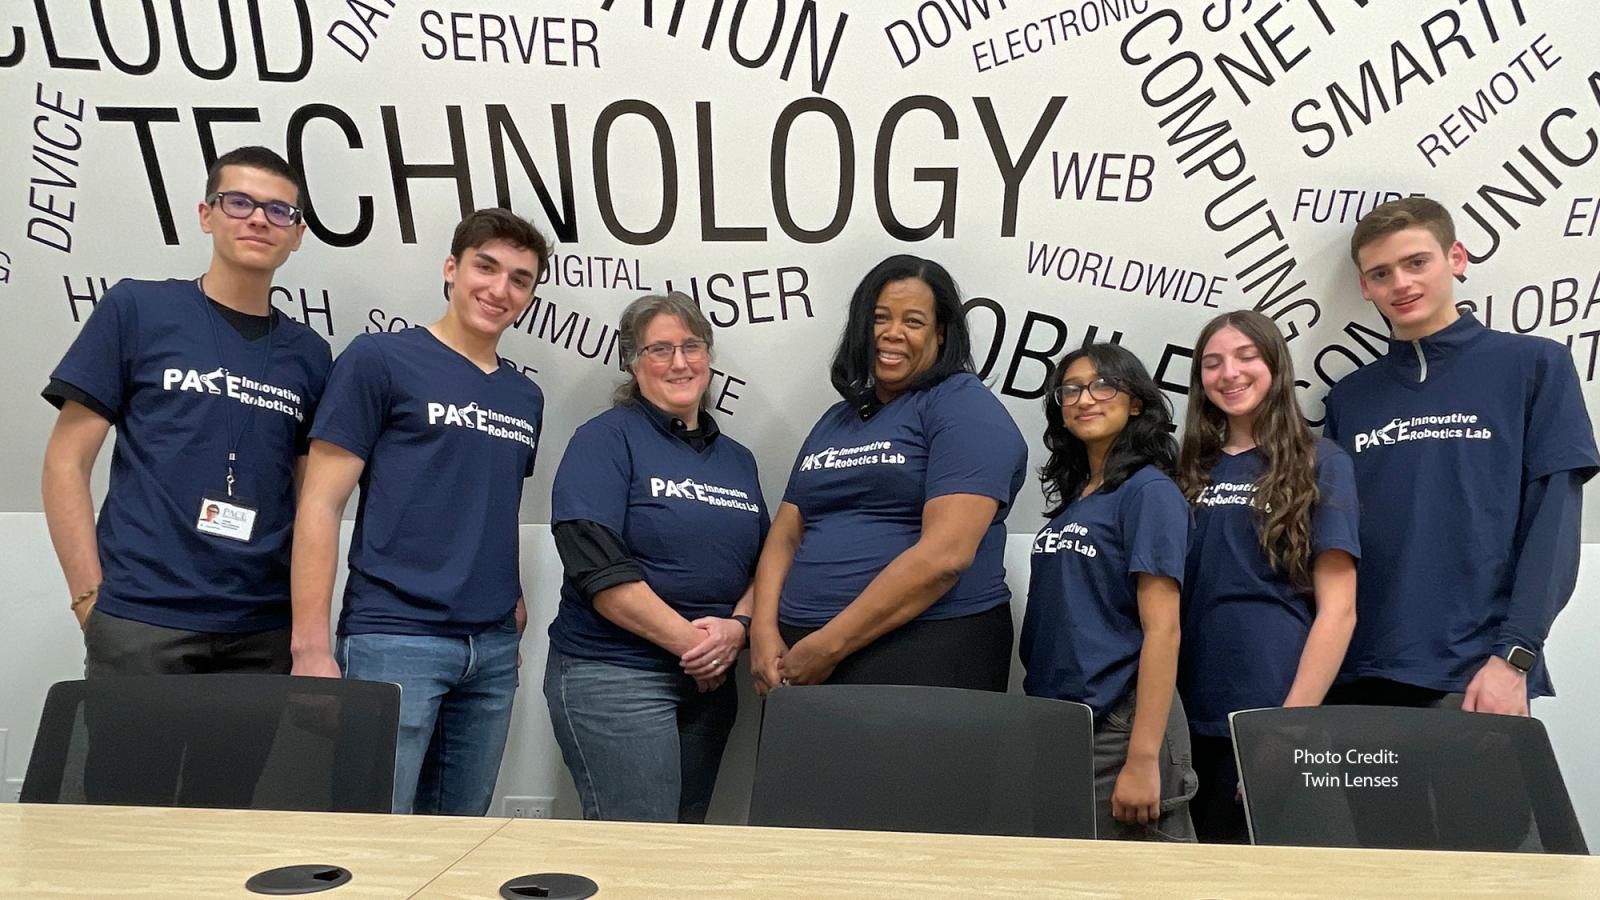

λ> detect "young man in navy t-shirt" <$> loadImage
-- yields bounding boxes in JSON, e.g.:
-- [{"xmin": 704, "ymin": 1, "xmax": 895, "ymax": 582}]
[
  {"xmin": 1324, "ymin": 197, "xmax": 1598, "ymax": 715},
  {"xmin": 291, "ymin": 209, "xmax": 549, "ymax": 815},
  {"xmin": 42, "ymin": 146, "xmax": 330, "ymax": 677}
]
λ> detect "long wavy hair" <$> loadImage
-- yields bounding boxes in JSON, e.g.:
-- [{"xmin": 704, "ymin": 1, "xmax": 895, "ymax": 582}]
[
  {"xmin": 1178, "ymin": 310, "xmax": 1319, "ymax": 588},
  {"xmin": 1040, "ymin": 344, "xmax": 1176, "ymax": 518}
]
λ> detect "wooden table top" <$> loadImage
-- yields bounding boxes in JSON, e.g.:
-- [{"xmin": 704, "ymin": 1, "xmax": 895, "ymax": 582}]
[
  {"xmin": 3, "ymin": 804, "xmax": 1596, "ymax": 898},
  {"xmin": 0, "ymin": 804, "xmax": 505, "ymax": 898},
  {"xmin": 420, "ymin": 817, "xmax": 1600, "ymax": 899}
]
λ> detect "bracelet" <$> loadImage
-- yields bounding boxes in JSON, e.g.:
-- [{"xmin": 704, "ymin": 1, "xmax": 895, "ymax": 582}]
[{"xmin": 71, "ymin": 584, "xmax": 99, "ymax": 610}]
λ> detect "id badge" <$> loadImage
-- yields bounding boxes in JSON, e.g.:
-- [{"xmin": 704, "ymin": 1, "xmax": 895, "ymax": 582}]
[{"xmin": 196, "ymin": 492, "xmax": 258, "ymax": 542}]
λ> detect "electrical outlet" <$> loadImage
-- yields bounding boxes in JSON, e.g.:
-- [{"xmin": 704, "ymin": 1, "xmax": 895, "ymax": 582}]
[{"xmin": 502, "ymin": 796, "xmax": 553, "ymax": 819}]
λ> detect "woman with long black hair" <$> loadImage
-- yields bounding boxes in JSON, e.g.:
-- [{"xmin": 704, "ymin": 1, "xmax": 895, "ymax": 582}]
[
  {"xmin": 749, "ymin": 255, "xmax": 1027, "ymax": 693},
  {"xmin": 1176, "ymin": 310, "xmax": 1359, "ymax": 842},
  {"xmin": 1020, "ymin": 343, "xmax": 1197, "ymax": 841}
]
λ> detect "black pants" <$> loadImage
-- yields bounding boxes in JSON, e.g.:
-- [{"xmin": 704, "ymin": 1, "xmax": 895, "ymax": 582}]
[
  {"xmin": 81, "ymin": 610, "xmax": 290, "ymax": 808},
  {"xmin": 1323, "ymin": 678, "xmax": 1460, "ymax": 709},
  {"xmin": 1190, "ymin": 734, "xmax": 1250, "ymax": 843},
  {"xmin": 84, "ymin": 609, "xmax": 291, "ymax": 677},
  {"xmin": 778, "ymin": 602, "xmax": 1013, "ymax": 691}
]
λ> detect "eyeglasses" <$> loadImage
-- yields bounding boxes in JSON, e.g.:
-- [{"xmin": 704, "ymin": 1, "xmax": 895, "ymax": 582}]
[
  {"xmin": 1052, "ymin": 378, "xmax": 1122, "ymax": 405},
  {"xmin": 206, "ymin": 191, "xmax": 303, "ymax": 227},
  {"xmin": 638, "ymin": 339, "xmax": 708, "ymax": 364}
]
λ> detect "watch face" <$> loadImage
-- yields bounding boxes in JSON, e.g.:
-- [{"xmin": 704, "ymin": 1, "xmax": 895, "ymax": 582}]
[{"xmin": 1507, "ymin": 646, "xmax": 1537, "ymax": 673}]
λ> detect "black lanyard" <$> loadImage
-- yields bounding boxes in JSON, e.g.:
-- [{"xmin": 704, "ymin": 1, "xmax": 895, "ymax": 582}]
[{"xmin": 196, "ymin": 276, "xmax": 275, "ymax": 498}]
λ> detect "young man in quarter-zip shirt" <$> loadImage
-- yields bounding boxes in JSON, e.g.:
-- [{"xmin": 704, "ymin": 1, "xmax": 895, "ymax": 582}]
[{"xmin": 1323, "ymin": 196, "xmax": 1598, "ymax": 715}]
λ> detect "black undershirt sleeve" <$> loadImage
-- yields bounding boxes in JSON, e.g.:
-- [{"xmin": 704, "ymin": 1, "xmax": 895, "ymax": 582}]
[
  {"xmin": 42, "ymin": 379, "xmax": 116, "ymax": 423},
  {"xmin": 552, "ymin": 519, "xmax": 646, "ymax": 603}
]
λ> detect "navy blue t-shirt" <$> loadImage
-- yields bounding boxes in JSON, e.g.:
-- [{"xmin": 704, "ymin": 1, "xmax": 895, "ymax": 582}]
[
  {"xmin": 1325, "ymin": 314, "xmax": 1599, "ymax": 696},
  {"xmin": 779, "ymin": 373, "xmax": 1028, "ymax": 628},
  {"xmin": 1178, "ymin": 440, "xmax": 1361, "ymax": 736},
  {"xmin": 547, "ymin": 404, "xmax": 769, "ymax": 671},
  {"xmin": 45, "ymin": 278, "xmax": 331, "ymax": 632},
  {"xmin": 1020, "ymin": 466, "xmax": 1190, "ymax": 718},
  {"xmin": 311, "ymin": 327, "xmax": 544, "ymax": 636}
]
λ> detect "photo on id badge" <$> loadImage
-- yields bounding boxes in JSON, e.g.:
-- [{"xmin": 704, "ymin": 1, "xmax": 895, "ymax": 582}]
[{"xmin": 196, "ymin": 493, "xmax": 257, "ymax": 541}]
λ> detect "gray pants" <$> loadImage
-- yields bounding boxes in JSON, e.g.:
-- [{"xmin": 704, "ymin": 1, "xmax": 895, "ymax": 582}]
[{"xmin": 1093, "ymin": 689, "xmax": 1198, "ymax": 841}]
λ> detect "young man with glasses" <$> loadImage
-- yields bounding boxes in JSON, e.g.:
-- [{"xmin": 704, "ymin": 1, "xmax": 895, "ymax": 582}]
[
  {"xmin": 1323, "ymin": 197, "xmax": 1598, "ymax": 714},
  {"xmin": 42, "ymin": 145, "xmax": 331, "ymax": 677},
  {"xmin": 291, "ymin": 209, "xmax": 549, "ymax": 815}
]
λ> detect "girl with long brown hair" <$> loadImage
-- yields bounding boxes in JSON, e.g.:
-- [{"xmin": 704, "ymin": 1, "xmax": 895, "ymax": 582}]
[{"xmin": 1176, "ymin": 310, "xmax": 1360, "ymax": 842}]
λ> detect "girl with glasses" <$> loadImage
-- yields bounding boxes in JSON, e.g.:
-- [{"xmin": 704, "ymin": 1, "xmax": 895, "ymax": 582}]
[
  {"xmin": 1175, "ymin": 310, "xmax": 1359, "ymax": 842},
  {"xmin": 1021, "ymin": 343, "xmax": 1197, "ymax": 841}
]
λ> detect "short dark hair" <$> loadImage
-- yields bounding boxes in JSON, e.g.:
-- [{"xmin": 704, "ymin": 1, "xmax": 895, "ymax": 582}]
[
  {"xmin": 205, "ymin": 146, "xmax": 310, "ymax": 209},
  {"xmin": 1350, "ymin": 196, "xmax": 1455, "ymax": 264},
  {"xmin": 828, "ymin": 254, "xmax": 975, "ymax": 402},
  {"xmin": 1038, "ymin": 343, "xmax": 1176, "ymax": 517},
  {"xmin": 449, "ymin": 208, "xmax": 551, "ymax": 277}
]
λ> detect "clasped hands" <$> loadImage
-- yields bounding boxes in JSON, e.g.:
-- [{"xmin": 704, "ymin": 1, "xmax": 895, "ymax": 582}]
[
  {"xmin": 751, "ymin": 630, "xmax": 840, "ymax": 696},
  {"xmin": 680, "ymin": 616, "xmax": 746, "ymax": 692}
]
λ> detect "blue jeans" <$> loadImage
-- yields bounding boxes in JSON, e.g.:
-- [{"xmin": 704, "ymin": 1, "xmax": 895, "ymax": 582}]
[
  {"xmin": 543, "ymin": 646, "xmax": 737, "ymax": 823},
  {"xmin": 338, "ymin": 613, "xmax": 521, "ymax": 815}
]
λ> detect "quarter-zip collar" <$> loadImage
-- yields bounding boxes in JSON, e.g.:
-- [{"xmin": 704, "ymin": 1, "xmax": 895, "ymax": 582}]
[{"xmin": 1385, "ymin": 312, "xmax": 1486, "ymax": 385}]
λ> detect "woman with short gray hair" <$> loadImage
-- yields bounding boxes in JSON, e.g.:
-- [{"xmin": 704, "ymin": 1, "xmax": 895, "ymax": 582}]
[
  {"xmin": 544, "ymin": 292, "xmax": 768, "ymax": 822},
  {"xmin": 609, "ymin": 291, "xmax": 715, "ymax": 408}
]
